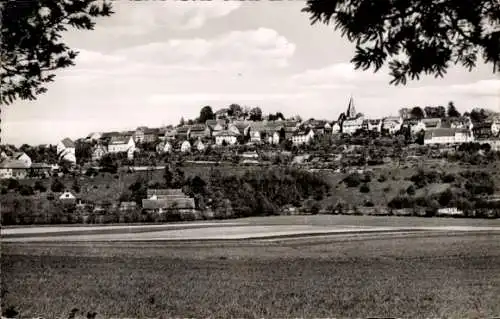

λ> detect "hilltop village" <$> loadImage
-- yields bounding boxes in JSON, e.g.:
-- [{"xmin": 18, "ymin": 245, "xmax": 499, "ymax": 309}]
[{"xmin": 1, "ymin": 98, "xmax": 500, "ymax": 224}]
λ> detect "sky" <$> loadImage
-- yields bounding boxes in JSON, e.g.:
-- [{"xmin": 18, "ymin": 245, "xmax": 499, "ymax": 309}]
[{"xmin": 2, "ymin": 0, "xmax": 499, "ymax": 146}]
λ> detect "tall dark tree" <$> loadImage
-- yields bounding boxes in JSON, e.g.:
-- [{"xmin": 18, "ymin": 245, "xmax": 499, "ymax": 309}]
[
  {"xmin": 447, "ymin": 101, "xmax": 461, "ymax": 117},
  {"xmin": 199, "ymin": 106, "xmax": 215, "ymax": 123},
  {"xmin": 228, "ymin": 104, "xmax": 242, "ymax": 117},
  {"xmin": 436, "ymin": 106, "xmax": 447, "ymax": 118},
  {"xmin": 1, "ymin": 0, "xmax": 113, "ymax": 105},
  {"xmin": 469, "ymin": 108, "xmax": 492, "ymax": 123},
  {"xmin": 249, "ymin": 107, "xmax": 263, "ymax": 121},
  {"xmin": 410, "ymin": 107, "xmax": 425, "ymax": 119},
  {"xmin": 302, "ymin": 0, "xmax": 499, "ymax": 85}
]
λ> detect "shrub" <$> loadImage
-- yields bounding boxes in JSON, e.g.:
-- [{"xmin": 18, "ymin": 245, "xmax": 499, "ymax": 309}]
[
  {"xmin": 442, "ymin": 173, "xmax": 456, "ymax": 183},
  {"xmin": 34, "ymin": 180, "xmax": 47, "ymax": 192},
  {"xmin": 19, "ymin": 185, "xmax": 34, "ymax": 196},
  {"xmin": 5, "ymin": 178, "xmax": 20, "ymax": 190},
  {"xmin": 406, "ymin": 185, "xmax": 416, "ymax": 195},
  {"xmin": 50, "ymin": 179, "xmax": 65, "ymax": 192},
  {"xmin": 364, "ymin": 200, "xmax": 374, "ymax": 207},
  {"xmin": 359, "ymin": 183, "xmax": 370, "ymax": 193},
  {"xmin": 377, "ymin": 175, "xmax": 387, "ymax": 183},
  {"xmin": 343, "ymin": 173, "xmax": 362, "ymax": 187}
]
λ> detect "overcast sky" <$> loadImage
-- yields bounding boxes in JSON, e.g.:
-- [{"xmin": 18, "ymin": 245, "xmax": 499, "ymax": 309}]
[{"xmin": 2, "ymin": 0, "xmax": 499, "ymax": 146}]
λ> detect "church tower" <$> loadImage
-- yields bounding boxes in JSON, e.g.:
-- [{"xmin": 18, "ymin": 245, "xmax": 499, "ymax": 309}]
[{"xmin": 346, "ymin": 96, "xmax": 356, "ymax": 119}]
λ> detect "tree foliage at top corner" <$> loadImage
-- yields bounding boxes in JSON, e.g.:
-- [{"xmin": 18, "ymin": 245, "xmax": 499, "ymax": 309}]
[
  {"xmin": 302, "ymin": 0, "xmax": 500, "ymax": 85},
  {"xmin": 0, "ymin": 0, "xmax": 113, "ymax": 105}
]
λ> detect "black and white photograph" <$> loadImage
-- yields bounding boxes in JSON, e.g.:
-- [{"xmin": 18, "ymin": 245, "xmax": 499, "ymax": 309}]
[{"xmin": 1, "ymin": 0, "xmax": 500, "ymax": 318}]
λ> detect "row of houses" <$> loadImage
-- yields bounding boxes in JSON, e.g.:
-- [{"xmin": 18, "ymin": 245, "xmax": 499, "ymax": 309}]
[{"xmin": 0, "ymin": 149, "xmax": 52, "ymax": 179}]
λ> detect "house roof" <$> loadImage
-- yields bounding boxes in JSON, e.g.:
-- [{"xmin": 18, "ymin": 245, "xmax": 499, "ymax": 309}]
[
  {"xmin": 205, "ymin": 119, "xmax": 226, "ymax": 129},
  {"xmin": 61, "ymin": 138, "xmax": 75, "ymax": 148},
  {"xmin": 144, "ymin": 128, "xmax": 160, "ymax": 135},
  {"xmin": 176, "ymin": 126, "xmax": 190, "ymax": 134},
  {"xmin": 101, "ymin": 131, "xmax": 121, "ymax": 139},
  {"xmin": 93, "ymin": 144, "xmax": 108, "ymax": 152},
  {"xmin": 164, "ymin": 129, "xmax": 177, "ymax": 137},
  {"xmin": 147, "ymin": 189, "xmax": 185, "ymax": 197},
  {"xmin": 213, "ymin": 130, "xmax": 239, "ymax": 137},
  {"xmin": 109, "ymin": 135, "xmax": 132, "ymax": 145},
  {"xmin": 424, "ymin": 128, "xmax": 471, "ymax": 139},
  {"xmin": 31, "ymin": 162, "xmax": 51, "ymax": 169},
  {"xmin": 142, "ymin": 198, "xmax": 196, "ymax": 210},
  {"xmin": 0, "ymin": 159, "xmax": 29, "ymax": 169},
  {"xmin": 383, "ymin": 116, "xmax": 402, "ymax": 122},
  {"xmin": 189, "ymin": 124, "xmax": 208, "ymax": 132},
  {"xmin": 12, "ymin": 152, "xmax": 29, "ymax": 160},
  {"xmin": 473, "ymin": 122, "xmax": 493, "ymax": 129},
  {"xmin": 294, "ymin": 128, "xmax": 313, "ymax": 136},
  {"xmin": 215, "ymin": 108, "xmax": 229, "ymax": 115}
]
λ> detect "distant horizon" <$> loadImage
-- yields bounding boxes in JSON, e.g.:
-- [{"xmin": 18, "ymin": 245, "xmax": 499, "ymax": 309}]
[{"xmin": 2, "ymin": 0, "xmax": 499, "ymax": 146}]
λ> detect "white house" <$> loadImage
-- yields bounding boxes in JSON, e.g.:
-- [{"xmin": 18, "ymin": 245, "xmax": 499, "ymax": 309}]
[
  {"xmin": 86, "ymin": 132, "xmax": 102, "ymax": 141},
  {"xmin": 194, "ymin": 139, "xmax": 206, "ymax": 152},
  {"xmin": 12, "ymin": 152, "xmax": 32, "ymax": 167},
  {"xmin": 492, "ymin": 118, "xmax": 500, "ymax": 136},
  {"xmin": 91, "ymin": 144, "xmax": 107, "ymax": 161},
  {"xmin": 0, "ymin": 159, "xmax": 29, "ymax": 179},
  {"xmin": 181, "ymin": 140, "xmax": 191, "ymax": 152},
  {"xmin": 331, "ymin": 122, "xmax": 341, "ymax": 134},
  {"xmin": 268, "ymin": 131, "xmax": 281, "ymax": 145},
  {"xmin": 421, "ymin": 118, "xmax": 442, "ymax": 130},
  {"xmin": 437, "ymin": 207, "xmax": 464, "ymax": 216},
  {"xmin": 57, "ymin": 138, "xmax": 76, "ymax": 163},
  {"xmin": 365, "ymin": 119, "xmax": 383, "ymax": 132},
  {"xmin": 292, "ymin": 129, "xmax": 315, "ymax": 145},
  {"xmin": 424, "ymin": 128, "xmax": 474, "ymax": 145},
  {"xmin": 342, "ymin": 117, "xmax": 364, "ymax": 135},
  {"xmin": 249, "ymin": 130, "xmax": 262, "ymax": 143},
  {"xmin": 108, "ymin": 135, "xmax": 136, "ymax": 153},
  {"xmin": 410, "ymin": 121, "xmax": 426, "ymax": 135},
  {"xmin": 214, "ymin": 130, "xmax": 238, "ymax": 145},
  {"xmin": 382, "ymin": 116, "xmax": 403, "ymax": 134},
  {"xmin": 59, "ymin": 191, "xmax": 76, "ymax": 200},
  {"xmin": 156, "ymin": 141, "xmax": 172, "ymax": 154}
]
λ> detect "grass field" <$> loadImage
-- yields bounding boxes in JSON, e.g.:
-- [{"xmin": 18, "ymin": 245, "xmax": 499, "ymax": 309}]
[{"xmin": 3, "ymin": 226, "xmax": 500, "ymax": 318}]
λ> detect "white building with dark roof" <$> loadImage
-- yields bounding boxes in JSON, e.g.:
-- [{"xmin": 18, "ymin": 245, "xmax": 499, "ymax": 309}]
[
  {"xmin": 214, "ymin": 130, "xmax": 238, "ymax": 145},
  {"xmin": 57, "ymin": 138, "xmax": 76, "ymax": 163},
  {"xmin": 0, "ymin": 159, "xmax": 29, "ymax": 179},
  {"xmin": 108, "ymin": 135, "xmax": 136, "ymax": 154},
  {"xmin": 292, "ymin": 128, "xmax": 315, "ymax": 145},
  {"xmin": 424, "ymin": 128, "xmax": 474, "ymax": 145}
]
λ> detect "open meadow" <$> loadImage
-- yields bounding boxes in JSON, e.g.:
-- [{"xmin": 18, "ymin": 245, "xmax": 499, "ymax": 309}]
[{"xmin": 2, "ymin": 215, "xmax": 500, "ymax": 318}]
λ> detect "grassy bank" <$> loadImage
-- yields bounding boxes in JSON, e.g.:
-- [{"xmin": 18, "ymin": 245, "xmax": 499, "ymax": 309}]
[{"xmin": 2, "ymin": 232, "xmax": 500, "ymax": 318}]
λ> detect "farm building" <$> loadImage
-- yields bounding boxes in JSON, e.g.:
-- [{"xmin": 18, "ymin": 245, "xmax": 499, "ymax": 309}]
[{"xmin": 142, "ymin": 189, "xmax": 196, "ymax": 214}]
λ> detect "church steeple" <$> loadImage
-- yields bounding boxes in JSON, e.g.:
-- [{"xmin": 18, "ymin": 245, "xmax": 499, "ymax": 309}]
[{"xmin": 346, "ymin": 95, "xmax": 356, "ymax": 119}]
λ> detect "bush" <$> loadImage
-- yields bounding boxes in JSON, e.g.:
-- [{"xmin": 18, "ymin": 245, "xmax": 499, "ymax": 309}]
[
  {"xmin": 343, "ymin": 173, "xmax": 362, "ymax": 188},
  {"xmin": 377, "ymin": 175, "xmax": 387, "ymax": 183},
  {"xmin": 442, "ymin": 173, "xmax": 456, "ymax": 183},
  {"xmin": 364, "ymin": 200, "xmax": 374, "ymax": 207},
  {"xmin": 406, "ymin": 185, "xmax": 416, "ymax": 195},
  {"xmin": 34, "ymin": 180, "xmax": 47, "ymax": 192},
  {"xmin": 359, "ymin": 183, "xmax": 370, "ymax": 193},
  {"xmin": 19, "ymin": 185, "xmax": 34, "ymax": 196},
  {"xmin": 50, "ymin": 178, "xmax": 65, "ymax": 192}
]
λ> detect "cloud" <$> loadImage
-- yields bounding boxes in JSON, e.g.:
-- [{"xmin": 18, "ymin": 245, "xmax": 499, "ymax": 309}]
[
  {"xmin": 112, "ymin": 28, "xmax": 296, "ymax": 70},
  {"xmin": 97, "ymin": 0, "xmax": 241, "ymax": 34},
  {"xmin": 148, "ymin": 92, "xmax": 306, "ymax": 104},
  {"xmin": 290, "ymin": 63, "xmax": 389, "ymax": 89},
  {"xmin": 449, "ymin": 80, "xmax": 500, "ymax": 97}
]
